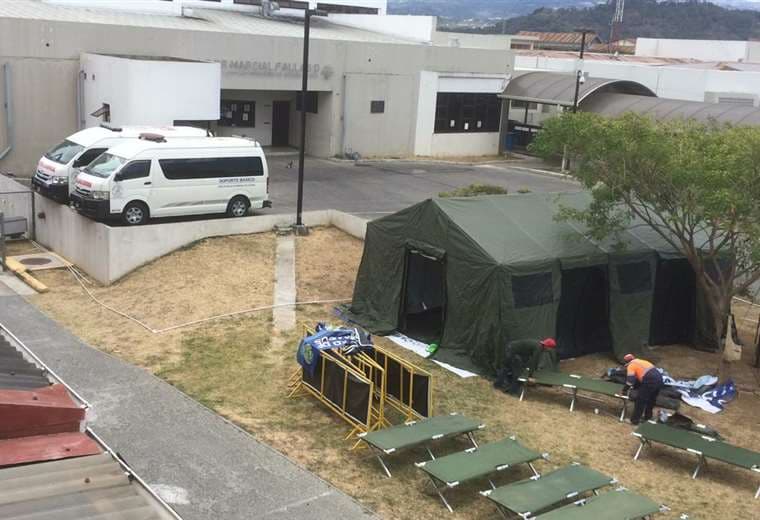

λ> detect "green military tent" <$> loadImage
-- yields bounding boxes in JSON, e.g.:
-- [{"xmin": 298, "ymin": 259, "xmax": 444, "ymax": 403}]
[{"xmin": 346, "ymin": 192, "xmax": 714, "ymax": 373}]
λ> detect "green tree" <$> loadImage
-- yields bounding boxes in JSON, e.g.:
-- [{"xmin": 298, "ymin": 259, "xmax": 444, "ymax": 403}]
[{"xmin": 531, "ymin": 113, "xmax": 760, "ymax": 364}]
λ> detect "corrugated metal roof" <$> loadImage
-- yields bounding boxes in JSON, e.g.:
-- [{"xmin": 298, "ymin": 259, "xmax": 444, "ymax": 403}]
[
  {"xmin": 517, "ymin": 49, "xmax": 700, "ymax": 65},
  {"xmin": 0, "ymin": 432, "xmax": 102, "ymax": 467},
  {"xmin": 0, "ymin": 337, "xmax": 50, "ymax": 391},
  {"xmin": 500, "ymin": 71, "xmax": 656, "ymax": 107},
  {"xmin": 0, "ymin": 384, "xmax": 86, "ymax": 439},
  {"xmin": 517, "ymin": 31, "xmax": 599, "ymax": 45},
  {"xmin": 0, "ymin": 0, "xmax": 415, "ymax": 44},
  {"xmin": 581, "ymin": 92, "xmax": 760, "ymax": 126},
  {"xmin": 0, "ymin": 453, "xmax": 174, "ymax": 519}
]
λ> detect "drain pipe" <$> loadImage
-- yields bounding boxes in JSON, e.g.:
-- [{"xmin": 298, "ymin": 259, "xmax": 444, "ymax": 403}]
[
  {"xmin": 76, "ymin": 69, "xmax": 86, "ymax": 130},
  {"xmin": 0, "ymin": 63, "xmax": 12, "ymax": 161}
]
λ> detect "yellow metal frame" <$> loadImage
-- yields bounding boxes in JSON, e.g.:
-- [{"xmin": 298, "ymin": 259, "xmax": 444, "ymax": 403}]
[{"xmin": 288, "ymin": 325, "xmax": 435, "ymax": 448}]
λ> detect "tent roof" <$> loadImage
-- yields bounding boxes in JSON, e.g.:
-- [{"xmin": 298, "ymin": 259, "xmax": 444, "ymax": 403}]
[{"xmin": 429, "ymin": 192, "xmax": 678, "ymax": 268}]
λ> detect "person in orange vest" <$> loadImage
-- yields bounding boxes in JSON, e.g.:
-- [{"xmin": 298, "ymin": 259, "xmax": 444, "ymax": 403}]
[{"xmin": 624, "ymin": 354, "xmax": 664, "ymax": 425}]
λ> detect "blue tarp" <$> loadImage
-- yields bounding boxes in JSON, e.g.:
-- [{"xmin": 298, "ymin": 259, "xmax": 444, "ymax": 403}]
[{"xmin": 296, "ymin": 323, "xmax": 373, "ymax": 376}]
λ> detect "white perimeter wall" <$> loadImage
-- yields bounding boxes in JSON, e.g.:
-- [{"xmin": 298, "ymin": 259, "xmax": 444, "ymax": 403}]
[
  {"xmin": 515, "ymin": 55, "xmax": 760, "ymax": 103},
  {"xmin": 34, "ymin": 195, "xmax": 368, "ymax": 285},
  {"xmin": 414, "ymin": 72, "xmax": 508, "ymax": 157},
  {"xmin": 635, "ymin": 38, "xmax": 760, "ymax": 62},
  {"xmin": 81, "ymin": 53, "xmax": 220, "ymax": 128}
]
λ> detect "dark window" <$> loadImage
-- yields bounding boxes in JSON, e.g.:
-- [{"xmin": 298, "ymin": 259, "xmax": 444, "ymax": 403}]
[
  {"xmin": 159, "ymin": 157, "xmax": 264, "ymax": 180},
  {"xmin": 617, "ymin": 261, "xmax": 653, "ymax": 294},
  {"xmin": 73, "ymin": 148, "xmax": 108, "ymax": 168},
  {"xmin": 296, "ymin": 91, "xmax": 319, "ymax": 114},
  {"xmin": 117, "ymin": 160, "xmax": 151, "ymax": 181},
  {"xmin": 511, "ymin": 100, "xmax": 538, "ymax": 110},
  {"xmin": 370, "ymin": 100, "xmax": 385, "ymax": 114},
  {"xmin": 219, "ymin": 100, "xmax": 255, "ymax": 128},
  {"xmin": 434, "ymin": 93, "xmax": 501, "ymax": 134},
  {"xmin": 512, "ymin": 272, "xmax": 554, "ymax": 308}
]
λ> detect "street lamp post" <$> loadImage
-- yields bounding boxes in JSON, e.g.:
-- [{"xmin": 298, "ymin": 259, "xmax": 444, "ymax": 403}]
[
  {"xmin": 295, "ymin": 7, "xmax": 327, "ymax": 234},
  {"xmin": 572, "ymin": 29, "xmax": 590, "ymax": 113}
]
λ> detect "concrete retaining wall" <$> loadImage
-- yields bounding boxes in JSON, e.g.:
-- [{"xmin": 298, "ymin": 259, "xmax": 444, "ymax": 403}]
[{"xmin": 33, "ymin": 196, "xmax": 368, "ymax": 285}]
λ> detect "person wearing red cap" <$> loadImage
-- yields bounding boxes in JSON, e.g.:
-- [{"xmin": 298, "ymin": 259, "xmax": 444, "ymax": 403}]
[
  {"xmin": 495, "ymin": 338, "xmax": 559, "ymax": 394},
  {"xmin": 624, "ymin": 354, "xmax": 664, "ymax": 425}
]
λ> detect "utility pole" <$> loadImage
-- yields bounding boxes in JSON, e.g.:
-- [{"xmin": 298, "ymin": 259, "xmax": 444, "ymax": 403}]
[
  {"xmin": 295, "ymin": 6, "xmax": 327, "ymax": 234},
  {"xmin": 572, "ymin": 29, "xmax": 590, "ymax": 113}
]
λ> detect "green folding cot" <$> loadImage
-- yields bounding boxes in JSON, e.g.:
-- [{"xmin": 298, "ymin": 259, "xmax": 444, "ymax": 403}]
[
  {"xmin": 532, "ymin": 489, "xmax": 664, "ymax": 519},
  {"xmin": 519, "ymin": 370, "xmax": 629, "ymax": 421},
  {"xmin": 633, "ymin": 421, "xmax": 760, "ymax": 498},
  {"xmin": 415, "ymin": 436, "xmax": 546, "ymax": 512},
  {"xmin": 480, "ymin": 463, "xmax": 617, "ymax": 518},
  {"xmin": 357, "ymin": 413, "xmax": 484, "ymax": 477}
]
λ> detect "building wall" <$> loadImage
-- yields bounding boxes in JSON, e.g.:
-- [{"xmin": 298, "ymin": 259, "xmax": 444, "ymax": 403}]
[
  {"xmin": 0, "ymin": 64, "xmax": 8, "ymax": 161},
  {"xmin": 80, "ymin": 54, "xmax": 220, "ymax": 128},
  {"xmin": 0, "ymin": 12, "xmax": 512, "ymax": 175},
  {"xmin": 343, "ymin": 73, "xmax": 418, "ymax": 157},
  {"xmin": 430, "ymin": 132, "xmax": 500, "ymax": 157},
  {"xmin": 213, "ymin": 90, "xmax": 297, "ymax": 146},
  {"xmin": 635, "ymin": 38, "xmax": 760, "ymax": 62}
]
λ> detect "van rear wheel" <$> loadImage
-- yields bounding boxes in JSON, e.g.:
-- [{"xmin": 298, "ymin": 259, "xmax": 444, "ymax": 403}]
[
  {"xmin": 227, "ymin": 196, "xmax": 250, "ymax": 218},
  {"xmin": 122, "ymin": 201, "xmax": 149, "ymax": 226}
]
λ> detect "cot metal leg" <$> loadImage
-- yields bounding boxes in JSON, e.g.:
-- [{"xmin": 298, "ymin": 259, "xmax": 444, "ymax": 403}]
[
  {"xmin": 495, "ymin": 505, "xmax": 510, "ymax": 520},
  {"xmin": 754, "ymin": 483, "xmax": 759, "ymax": 499},
  {"xmin": 619, "ymin": 400, "xmax": 627, "ymax": 422},
  {"xmin": 692, "ymin": 456, "xmax": 705, "ymax": 480},
  {"xmin": 427, "ymin": 476, "xmax": 454, "ymax": 513},
  {"xmin": 519, "ymin": 383, "xmax": 527, "ymax": 402},
  {"xmin": 467, "ymin": 432, "xmax": 479, "ymax": 449},
  {"xmin": 375, "ymin": 454, "xmax": 392, "ymax": 479},
  {"xmin": 569, "ymin": 388, "xmax": 577, "ymax": 412},
  {"xmin": 488, "ymin": 479, "xmax": 497, "ymax": 490},
  {"xmin": 634, "ymin": 438, "xmax": 647, "ymax": 461},
  {"xmin": 426, "ymin": 446, "xmax": 436, "ymax": 461},
  {"xmin": 528, "ymin": 463, "xmax": 539, "ymax": 477}
]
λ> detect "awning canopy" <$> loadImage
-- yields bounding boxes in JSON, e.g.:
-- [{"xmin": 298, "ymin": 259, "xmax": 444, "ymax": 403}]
[
  {"xmin": 500, "ymin": 71, "xmax": 656, "ymax": 107},
  {"xmin": 582, "ymin": 93, "xmax": 760, "ymax": 126}
]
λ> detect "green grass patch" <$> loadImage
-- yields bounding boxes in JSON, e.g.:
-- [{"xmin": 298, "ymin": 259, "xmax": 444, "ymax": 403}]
[{"xmin": 439, "ymin": 183, "xmax": 508, "ymax": 198}]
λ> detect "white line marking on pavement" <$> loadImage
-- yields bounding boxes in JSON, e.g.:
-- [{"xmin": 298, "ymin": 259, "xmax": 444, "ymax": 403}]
[{"xmin": 257, "ymin": 491, "xmax": 334, "ymax": 517}]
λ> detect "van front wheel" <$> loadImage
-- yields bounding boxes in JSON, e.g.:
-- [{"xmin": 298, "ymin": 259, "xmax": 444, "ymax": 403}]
[
  {"xmin": 122, "ymin": 201, "xmax": 149, "ymax": 226},
  {"xmin": 227, "ymin": 196, "xmax": 250, "ymax": 218}
]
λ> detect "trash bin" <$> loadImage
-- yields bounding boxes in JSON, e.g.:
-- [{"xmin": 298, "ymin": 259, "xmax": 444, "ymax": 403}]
[
  {"xmin": 2, "ymin": 216, "xmax": 27, "ymax": 239},
  {"xmin": 504, "ymin": 132, "xmax": 515, "ymax": 152}
]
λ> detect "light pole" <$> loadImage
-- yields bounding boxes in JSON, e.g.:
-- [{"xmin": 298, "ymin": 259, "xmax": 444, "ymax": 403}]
[
  {"xmin": 295, "ymin": 6, "xmax": 327, "ymax": 234},
  {"xmin": 572, "ymin": 29, "xmax": 591, "ymax": 113}
]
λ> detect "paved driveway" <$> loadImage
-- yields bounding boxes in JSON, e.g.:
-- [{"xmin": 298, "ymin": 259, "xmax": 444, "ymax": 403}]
[{"xmin": 264, "ymin": 157, "xmax": 580, "ymax": 217}]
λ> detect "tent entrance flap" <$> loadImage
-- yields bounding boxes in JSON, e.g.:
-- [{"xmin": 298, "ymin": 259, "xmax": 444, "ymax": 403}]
[
  {"xmin": 650, "ymin": 259, "xmax": 696, "ymax": 346},
  {"xmin": 399, "ymin": 250, "xmax": 446, "ymax": 343},
  {"xmin": 556, "ymin": 266, "xmax": 613, "ymax": 359}
]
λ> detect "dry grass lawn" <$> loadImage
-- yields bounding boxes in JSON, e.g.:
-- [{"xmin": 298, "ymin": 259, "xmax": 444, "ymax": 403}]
[{"xmin": 19, "ymin": 228, "xmax": 760, "ymax": 520}]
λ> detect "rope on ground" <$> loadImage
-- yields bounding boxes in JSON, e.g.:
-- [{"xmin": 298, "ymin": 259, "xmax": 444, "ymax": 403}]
[{"xmin": 66, "ymin": 265, "xmax": 349, "ymax": 335}]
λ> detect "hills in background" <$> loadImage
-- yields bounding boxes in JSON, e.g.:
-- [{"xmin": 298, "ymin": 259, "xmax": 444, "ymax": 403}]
[{"xmin": 387, "ymin": 1, "xmax": 760, "ymax": 41}]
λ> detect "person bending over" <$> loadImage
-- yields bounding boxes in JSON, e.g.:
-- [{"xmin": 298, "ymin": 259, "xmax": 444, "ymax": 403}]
[{"xmin": 624, "ymin": 354, "xmax": 664, "ymax": 425}]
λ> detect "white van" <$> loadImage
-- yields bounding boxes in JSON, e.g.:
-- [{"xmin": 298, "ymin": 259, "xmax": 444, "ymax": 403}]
[
  {"xmin": 33, "ymin": 125, "xmax": 209, "ymax": 202},
  {"xmin": 70, "ymin": 136, "xmax": 271, "ymax": 225}
]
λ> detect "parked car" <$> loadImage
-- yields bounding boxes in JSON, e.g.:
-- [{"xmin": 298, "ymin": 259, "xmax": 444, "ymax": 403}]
[
  {"xmin": 32, "ymin": 125, "xmax": 209, "ymax": 203},
  {"xmin": 70, "ymin": 135, "xmax": 271, "ymax": 225}
]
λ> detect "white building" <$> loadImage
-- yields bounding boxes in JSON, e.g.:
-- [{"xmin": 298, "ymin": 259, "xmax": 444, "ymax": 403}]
[{"xmin": 0, "ymin": 0, "xmax": 514, "ymax": 177}]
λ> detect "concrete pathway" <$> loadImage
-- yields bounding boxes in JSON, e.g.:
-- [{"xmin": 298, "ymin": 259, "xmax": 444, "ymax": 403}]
[
  {"xmin": 273, "ymin": 234, "xmax": 296, "ymax": 332},
  {"xmin": 0, "ymin": 290, "xmax": 376, "ymax": 520}
]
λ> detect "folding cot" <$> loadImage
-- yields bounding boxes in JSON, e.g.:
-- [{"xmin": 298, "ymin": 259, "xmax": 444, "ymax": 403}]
[
  {"xmin": 531, "ymin": 488, "xmax": 664, "ymax": 519},
  {"xmin": 633, "ymin": 421, "xmax": 760, "ymax": 498},
  {"xmin": 480, "ymin": 463, "xmax": 617, "ymax": 518},
  {"xmin": 415, "ymin": 436, "xmax": 546, "ymax": 512},
  {"xmin": 357, "ymin": 413, "xmax": 484, "ymax": 477},
  {"xmin": 519, "ymin": 370, "xmax": 629, "ymax": 421}
]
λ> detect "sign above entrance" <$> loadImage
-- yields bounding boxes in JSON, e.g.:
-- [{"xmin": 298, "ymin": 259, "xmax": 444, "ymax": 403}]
[{"xmin": 221, "ymin": 60, "xmax": 335, "ymax": 80}]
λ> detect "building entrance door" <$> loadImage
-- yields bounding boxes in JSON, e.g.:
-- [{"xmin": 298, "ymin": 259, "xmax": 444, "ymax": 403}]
[{"xmin": 272, "ymin": 101, "xmax": 291, "ymax": 147}]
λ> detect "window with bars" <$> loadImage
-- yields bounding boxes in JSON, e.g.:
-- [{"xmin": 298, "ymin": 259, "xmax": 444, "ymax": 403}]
[{"xmin": 434, "ymin": 93, "xmax": 501, "ymax": 134}]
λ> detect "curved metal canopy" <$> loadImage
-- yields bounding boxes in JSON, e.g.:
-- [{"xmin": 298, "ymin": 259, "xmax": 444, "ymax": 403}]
[{"xmin": 500, "ymin": 71, "xmax": 656, "ymax": 107}]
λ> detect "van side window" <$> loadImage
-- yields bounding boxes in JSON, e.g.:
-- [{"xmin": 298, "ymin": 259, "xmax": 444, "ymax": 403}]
[
  {"xmin": 118, "ymin": 160, "xmax": 152, "ymax": 180},
  {"xmin": 159, "ymin": 157, "xmax": 264, "ymax": 180},
  {"xmin": 73, "ymin": 148, "xmax": 108, "ymax": 168}
]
